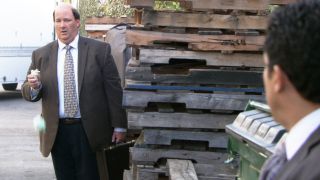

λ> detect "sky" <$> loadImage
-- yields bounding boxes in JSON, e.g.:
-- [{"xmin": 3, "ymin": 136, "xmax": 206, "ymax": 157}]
[{"xmin": 0, "ymin": 0, "xmax": 56, "ymax": 47}]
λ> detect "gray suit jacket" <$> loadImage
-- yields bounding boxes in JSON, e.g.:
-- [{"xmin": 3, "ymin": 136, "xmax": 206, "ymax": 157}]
[
  {"xmin": 21, "ymin": 36, "xmax": 127, "ymax": 157},
  {"xmin": 276, "ymin": 126, "xmax": 320, "ymax": 180}
]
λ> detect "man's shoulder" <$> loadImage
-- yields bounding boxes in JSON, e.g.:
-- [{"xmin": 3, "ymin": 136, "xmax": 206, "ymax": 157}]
[
  {"xmin": 34, "ymin": 41, "xmax": 57, "ymax": 53},
  {"xmin": 286, "ymin": 143, "xmax": 320, "ymax": 179}
]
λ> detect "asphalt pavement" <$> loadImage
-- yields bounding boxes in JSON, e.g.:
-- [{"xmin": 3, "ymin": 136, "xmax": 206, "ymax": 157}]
[{"xmin": 0, "ymin": 84, "xmax": 55, "ymax": 180}]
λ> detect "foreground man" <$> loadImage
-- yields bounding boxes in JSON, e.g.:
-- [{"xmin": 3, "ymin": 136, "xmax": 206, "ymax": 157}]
[
  {"xmin": 259, "ymin": 0, "xmax": 320, "ymax": 180},
  {"xmin": 21, "ymin": 3, "xmax": 127, "ymax": 180}
]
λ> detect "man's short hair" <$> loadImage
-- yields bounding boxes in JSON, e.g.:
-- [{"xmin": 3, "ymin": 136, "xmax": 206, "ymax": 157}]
[
  {"xmin": 53, "ymin": 5, "xmax": 80, "ymax": 21},
  {"xmin": 264, "ymin": 0, "xmax": 320, "ymax": 103}
]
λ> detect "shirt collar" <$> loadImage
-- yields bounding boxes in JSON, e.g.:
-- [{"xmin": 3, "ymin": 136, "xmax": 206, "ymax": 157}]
[
  {"xmin": 58, "ymin": 34, "xmax": 79, "ymax": 50},
  {"xmin": 285, "ymin": 108, "xmax": 320, "ymax": 160}
]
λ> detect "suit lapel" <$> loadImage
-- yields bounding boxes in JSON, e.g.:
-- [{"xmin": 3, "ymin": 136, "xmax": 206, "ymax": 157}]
[
  {"xmin": 49, "ymin": 41, "xmax": 59, "ymax": 100},
  {"xmin": 277, "ymin": 126, "xmax": 320, "ymax": 179},
  {"xmin": 78, "ymin": 36, "xmax": 89, "ymax": 96}
]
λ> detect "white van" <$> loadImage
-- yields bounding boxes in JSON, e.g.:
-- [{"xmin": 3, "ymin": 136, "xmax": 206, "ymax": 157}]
[
  {"xmin": 0, "ymin": 0, "xmax": 55, "ymax": 90},
  {"xmin": 0, "ymin": 47, "xmax": 36, "ymax": 90}
]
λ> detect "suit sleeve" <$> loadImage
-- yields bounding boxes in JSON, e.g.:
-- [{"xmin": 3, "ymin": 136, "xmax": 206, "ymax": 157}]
[
  {"xmin": 21, "ymin": 51, "xmax": 42, "ymax": 102},
  {"xmin": 102, "ymin": 44, "xmax": 127, "ymax": 128}
]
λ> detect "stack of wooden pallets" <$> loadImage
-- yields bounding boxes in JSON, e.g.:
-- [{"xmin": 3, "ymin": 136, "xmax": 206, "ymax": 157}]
[{"xmin": 121, "ymin": 0, "xmax": 298, "ymax": 180}]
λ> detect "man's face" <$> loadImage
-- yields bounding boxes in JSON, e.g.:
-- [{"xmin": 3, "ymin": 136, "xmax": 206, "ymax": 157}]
[{"xmin": 54, "ymin": 7, "xmax": 79, "ymax": 45}]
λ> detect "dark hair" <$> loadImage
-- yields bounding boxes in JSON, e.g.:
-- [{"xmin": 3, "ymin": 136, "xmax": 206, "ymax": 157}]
[
  {"xmin": 53, "ymin": 6, "xmax": 80, "ymax": 21},
  {"xmin": 264, "ymin": 0, "xmax": 320, "ymax": 103}
]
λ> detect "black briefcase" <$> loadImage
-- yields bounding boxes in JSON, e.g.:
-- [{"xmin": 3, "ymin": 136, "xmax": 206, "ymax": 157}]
[{"xmin": 104, "ymin": 140, "xmax": 135, "ymax": 180}]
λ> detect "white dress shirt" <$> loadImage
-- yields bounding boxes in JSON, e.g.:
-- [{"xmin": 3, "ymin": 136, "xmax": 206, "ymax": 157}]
[
  {"xmin": 57, "ymin": 36, "xmax": 80, "ymax": 118},
  {"xmin": 285, "ymin": 108, "xmax": 320, "ymax": 160}
]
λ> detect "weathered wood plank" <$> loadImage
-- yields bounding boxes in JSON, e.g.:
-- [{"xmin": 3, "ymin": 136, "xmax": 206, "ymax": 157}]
[
  {"xmin": 85, "ymin": 16, "xmax": 135, "ymax": 24},
  {"xmin": 125, "ymin": 0, "xmax": 154, "ymax": 8},
  {"xmin": 194, "ymin": 163, "xmax": 237, "ymax": 179},
  {"xmin": 190, "ymin": 0, "xmax": 269, "ymax": 10},
  {"xmin": 133, "ymin": 165, "xmax": 169, "ymax": 180},
  {"xmin": 132, "ymin": 163, "xmax": 238, "ymax": 180},
  {"xmin": 191, "ymin": 0, "xmax": 296, "ymax": 10},
  {"xmin": 189, "ymin": 42, "xmax": 263, "ymax": 51},
  {"xmin": 142, "ymin": 10, "xmax": 268, "ymax": 30},
  {"xmin": 85, "ymin": 24, "xmax": 116, "ymax": 31},
  {"xmin": 197, "ymin": 176, "xmax": 235, "ymax": 180},
  {"xmin": 123, "ymin": 170, "xmax": 133, "ymax": 180},
  {"xmin": 136, "ymin": 167, "xmax": 159, "ymax": 180},
  {"xmin": 126, "ymin": 0, "xmax": 296, "ymax": 9},
  {"xmin": 143, "ymin": 129, "xmax": 228, "ymax": 148},
  {"xmin": 123, "ymin": 90, "xmax": 265, "ymax": 111},
  {"xmin": 126, "ymin": 30, "xmax": 265, "ymax": 49},
  {"xmin": 125, "ymin": 66, "xmax": 263, "ymax": 86},
  {"xmin": 270, "ymin": 0, "xmax": 296, "ymax": 5},
  {"xmin": 139, "ymin": 48, "xmax": 264, "ymax": 67},
  {"xmin": 86, "ymin": 31, "xmax": 107, "ymax": 40},
  {"xmin": 167, "ymin": 159, "xmax": 198, "ymax": 180},
  {"xmin": 128, "ymin": 112, "xmax": 236, "ymax": 130},
  {"xmin": 131, "ymin": 147, "xmax": 228, "ymax": 165}
]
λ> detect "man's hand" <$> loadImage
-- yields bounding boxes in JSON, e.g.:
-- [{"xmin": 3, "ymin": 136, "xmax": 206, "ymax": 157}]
[
  {"xmin": 27, "ymin": 74, "xmax": 41, "ymax": 89},
  {"xmin": 112, "ymin": 131, "xmax": 126, "ymax": 144}
]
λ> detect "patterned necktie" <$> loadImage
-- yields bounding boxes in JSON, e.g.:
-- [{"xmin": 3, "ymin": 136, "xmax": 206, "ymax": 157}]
[
  {"xmin": 64, "ymin": 45, "xmax": 78, "ymax": 117},
  {"xmin": 259, "ymin": 142, "xmax": 287, "ymax": 180}
]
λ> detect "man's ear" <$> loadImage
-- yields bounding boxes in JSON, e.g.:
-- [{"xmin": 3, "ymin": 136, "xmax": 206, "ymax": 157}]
[
  {"xmin": 76, "ymin": 20, "xmax": 80, "ymax": 28},
  {"xmin": 272, "ymin": 65, "xmax": 287, "ymax": 92}
]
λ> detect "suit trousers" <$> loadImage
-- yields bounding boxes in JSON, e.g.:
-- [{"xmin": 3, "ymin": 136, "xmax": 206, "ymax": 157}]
[{"xmin": 51, "ymin": 122, "xmax": 100, "ymax": 180}]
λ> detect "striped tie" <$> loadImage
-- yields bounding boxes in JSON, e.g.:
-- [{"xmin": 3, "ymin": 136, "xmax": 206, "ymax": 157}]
[{"xmin": 64, "ymin": 45, "xmax": 78, "ymax": 117}]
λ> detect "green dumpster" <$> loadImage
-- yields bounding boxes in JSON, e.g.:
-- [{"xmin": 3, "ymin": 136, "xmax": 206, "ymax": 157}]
[{"xmin": 226, "ymin": 101, "xmax": 287, "ymax": 180}]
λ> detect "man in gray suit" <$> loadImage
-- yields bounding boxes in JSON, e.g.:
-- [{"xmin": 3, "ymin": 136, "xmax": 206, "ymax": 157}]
[
  {"xmin": 260, "ymin": 0, "xmax": 320, "ymax": 179},
  {"xmin": 21, "ymin": 3, "xmax": 127, "ymax": 180}
]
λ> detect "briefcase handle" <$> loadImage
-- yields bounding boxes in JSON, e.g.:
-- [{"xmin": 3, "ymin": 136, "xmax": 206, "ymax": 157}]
[{"xmin": 105, "ymin": 139, "xmax": 136, "ymax": 150}]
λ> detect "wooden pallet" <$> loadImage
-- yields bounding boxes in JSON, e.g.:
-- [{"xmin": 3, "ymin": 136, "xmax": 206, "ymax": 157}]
[
  {"xmin": 125, "ymin": 66, "xmax": 263, "ymax": 86},
  {"xmin": 128, "ymin": 111, "xmax": 236, "ymax": 130},
  {"xmin": 137, "ymin": 48, "xmax": 264, "ymax": 67},
  {"xmin": 123, "ymin": 90, "xmax": 265, "ymax": 111},
  {"xmin": 143, "ymin": 129, "xmax": 228, "ymax": 148},
  {"xmin": 126, "ymin": 30, "xmax": 265, "ymax": 52},
  {"xmin": 126, "ymin": 0, "xmax": 296, "ymax": 10}
]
